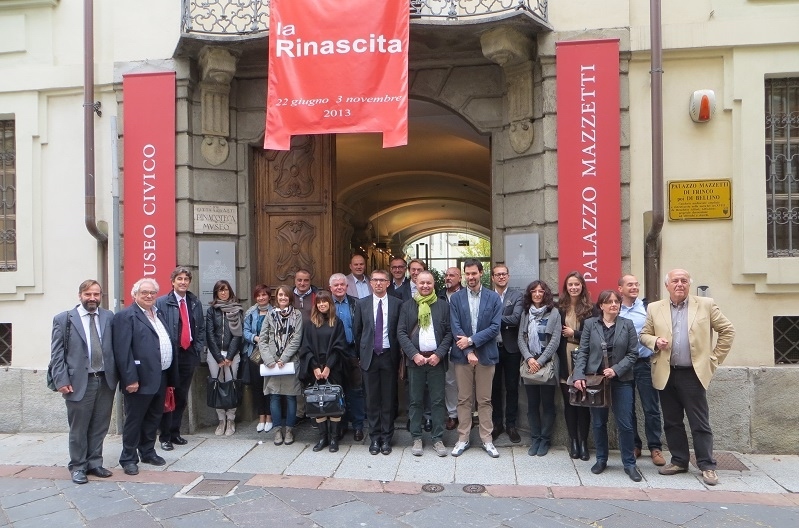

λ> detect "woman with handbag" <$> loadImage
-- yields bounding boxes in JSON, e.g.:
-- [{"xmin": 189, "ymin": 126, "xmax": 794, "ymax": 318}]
[
  {"xmin": 571, "ymin": 289, "xmax": 641, "ymax": 481},
  {"xmin": 243, "ymin": 284, "xmax": 274, "ymax": 433},
  {"xmin": 518, "ymin": 280, "xmax": 561, "ymax": 456},
  {"xmin": 259, "ymin": 285, "xmax": 304, "ymax": 446},
  {"xmin": 205, "ymin": 280, "xmax": 244, "ymax": 436},
  {"xmin": 300, "ymin": 290, "xmax": 347, "ymax": 453},
  {"xmin": 557, "ymin": 271, "xmax": 597, "ymax": 461}
]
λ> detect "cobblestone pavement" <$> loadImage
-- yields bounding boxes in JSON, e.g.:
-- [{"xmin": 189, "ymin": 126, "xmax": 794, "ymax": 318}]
[{"xmin": 1, "ymin": 424, "xmax": 798, "ymax": 527}]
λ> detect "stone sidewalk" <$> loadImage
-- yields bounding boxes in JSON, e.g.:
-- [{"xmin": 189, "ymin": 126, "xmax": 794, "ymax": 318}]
[{"xmin": 2, "ymin": 423, "xmax": 799, "ymax": 527}]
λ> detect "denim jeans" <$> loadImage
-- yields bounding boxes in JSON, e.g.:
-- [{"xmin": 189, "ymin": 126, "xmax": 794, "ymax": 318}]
[
  {"xmin": 270, "ymin": 395, "xmax": 297, "ymax": 428},
  {"xmin": 344, "ymin": 385, "xmax": 366, "ymax": 430},
  {"xmin": 631, "ymin": 358, "xmax": 663, "ymax": 451},
  {"xmin": 590, "ymin": 378, "xmax": 636, "ymax": 468}
]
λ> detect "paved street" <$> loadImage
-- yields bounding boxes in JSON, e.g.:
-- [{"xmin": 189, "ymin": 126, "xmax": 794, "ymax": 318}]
[{"xmin": 1, "ymin": 424, "xmax": 798, "ymax": 526}]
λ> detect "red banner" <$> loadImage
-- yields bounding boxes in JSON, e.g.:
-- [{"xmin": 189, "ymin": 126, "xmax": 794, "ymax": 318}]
[
  {"xmin": 556, "ymin": 39, "xmax": 621, "ymax": 291},
  {"xmin": 264, "ymin": 0, "xmax": 409, "ymax": 150},
  {"xmin": 122, "ymin": 72, "xmax": 176, "ymax": 304}
]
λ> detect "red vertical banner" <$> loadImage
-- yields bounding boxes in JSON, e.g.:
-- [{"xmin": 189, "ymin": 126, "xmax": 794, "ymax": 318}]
[
  {"xmin": 265, "ymin": 0, "xmax": 409, "ymax": 150},
  {"xmin": 556, "ymin": 39, "xmax": 621, "ymax": 291},
  {"xmin": 122, "ymin": 72, "xmax": 176, "ymax": 304}
]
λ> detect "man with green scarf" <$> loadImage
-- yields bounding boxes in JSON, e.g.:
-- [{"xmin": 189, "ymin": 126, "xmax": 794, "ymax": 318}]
[{"xmin": 397, "ymin": 271, "xmax": 453, "ymax": 457}]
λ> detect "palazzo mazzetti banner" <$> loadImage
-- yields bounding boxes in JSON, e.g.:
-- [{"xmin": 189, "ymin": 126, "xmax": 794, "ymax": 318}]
[
  {"xmin": 556, "ymin": 39, "xmax": 621, "ymax": 291},
  {"xmin": 264, "ymin": 0, "xmax": 409, "ymax": 150},
  {"xmin": 122, "ymin": 72, "xmax": 176, "ymax": 303}
]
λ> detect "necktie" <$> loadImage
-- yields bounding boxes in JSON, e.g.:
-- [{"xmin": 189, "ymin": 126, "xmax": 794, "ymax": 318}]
[
  {"xmin": 179, "ymin": 298, "xmax": 192, "ymax": 350},
  {"xmin": 374, "ymin": 299, "xmax": 383, "ymax": 355},
  {"xmin": 88, "ymin": 312, "xmax": 103, "ymax": 372}
]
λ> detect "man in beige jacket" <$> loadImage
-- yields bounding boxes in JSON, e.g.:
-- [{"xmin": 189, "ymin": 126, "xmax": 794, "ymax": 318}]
[{"xmin": 640, "ymin": 269, "xmax": 734, "ymax": 486}]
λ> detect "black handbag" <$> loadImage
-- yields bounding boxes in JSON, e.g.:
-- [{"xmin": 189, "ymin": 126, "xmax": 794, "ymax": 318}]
[
  {"xmin": 206, "ymin": 368, "xmax": 244, "ymax": 409},
  {"xmin": 304, "ymin": 381, "xmax": 346, "ymax": 418},
  {"xmin": 568, "ymin": 341, "xmax": 611, "ymax": 408}
]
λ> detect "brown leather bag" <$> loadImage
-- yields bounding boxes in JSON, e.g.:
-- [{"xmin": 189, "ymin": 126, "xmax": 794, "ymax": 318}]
[{"xmin": 568, "ymin": 341, "xmax": 611, "ymax": 408}]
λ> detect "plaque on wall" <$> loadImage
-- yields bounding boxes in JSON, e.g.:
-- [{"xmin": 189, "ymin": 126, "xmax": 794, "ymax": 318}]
[
  {"xmin": 668, "ymin": 179, "xmax": 732, "ymax": 221},
  {"xmin": 199, "ymin": 241, "xmax": 236, "ymax": 308},
  {"xmin": 505, "ymin": 233, "xmax": 539, "ymax": 291},
  {"xmin": 194, "ymin": 204, "xmax": 238, "ymax": 234}
]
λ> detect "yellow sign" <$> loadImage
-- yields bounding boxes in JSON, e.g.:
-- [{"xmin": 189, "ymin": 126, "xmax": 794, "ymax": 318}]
[{"xmin": 668, "ymin": 179, "xmax": 732, "ymax": 221}]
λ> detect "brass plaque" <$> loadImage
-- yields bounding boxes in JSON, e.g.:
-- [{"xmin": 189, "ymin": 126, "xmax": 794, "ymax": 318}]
[{"xmin": 668, "ymin": 179, "xmax": 732, "ymax": 221}]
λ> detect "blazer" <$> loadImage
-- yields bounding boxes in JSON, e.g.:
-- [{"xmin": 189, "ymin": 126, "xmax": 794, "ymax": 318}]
[
  {"xmin": 112, "ymin": 304, "xmax": 178, "ymax": 394},
  {"xmin": 353, "ymin": 294, "xmax": 401, "ymax": 371},
  {"xmin": 346, "ymin": 274, "xmax": 372, "ymax": 298},
  {"xmin": 155, "ymin": 291, "xmax": 206, "ymax": 359},
  {"xmin": 387, "ymin": 279, "xmax": 412, "ymax": 302},
  {"xmin": 50, "ymin": 307, "xmax": 117, "ymax": 401},
  {"xmin": 397, "ymin": 297, "xmax": 453, "ymax": 367},
  {"xmin": 497, "ymin": 288, "xmax": 524, "ymax": 354},
  {"xmin": 640, "ymin": 295, "xmax": 735, "ymax": 390},
  {"xmin": 449, "ymin": 287, "xmax": 503, "ymax": 365},
  {"xmin": 571, "ymin": 316, "xmax": 639, "ymax": 383},
  {"xmin": 518, "ymin": 307, "xmax": 562, "ymax": 366}
]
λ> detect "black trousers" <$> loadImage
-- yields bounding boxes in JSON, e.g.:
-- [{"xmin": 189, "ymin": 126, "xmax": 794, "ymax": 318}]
[
  {"xmin": 363, "ymin": 351, "xmax": 398, "ymax": 443},
  {"xmin": 121, "ymin": 371, "xmax": 168, "ymax": 465},
  {"xmin": 659, "ymin": 366, "xmax": 716, "ymax": 470},
  {"xmin": 159, "ymin": 350, "xmax": 198, "ymax": 441},
  {"xmin": 491, "ymin": 344, "xmax": 520, "ymax": 427}
]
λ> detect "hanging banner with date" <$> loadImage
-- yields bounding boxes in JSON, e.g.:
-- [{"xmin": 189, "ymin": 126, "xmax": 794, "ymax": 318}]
[{"xmin": 264, "ymin": 0, "xmax": 409, "ymax": 150}]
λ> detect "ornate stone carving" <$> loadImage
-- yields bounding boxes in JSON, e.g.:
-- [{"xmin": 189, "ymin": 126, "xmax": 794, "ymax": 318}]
[
  {"xmin": 481, "ymin": 27, "xmax": 535, "ymax": 154},
  {"xmin": 274, "ymin": 220, "xmax": 316, "ymax": 281},
  {"xmin": 199, "ymin": 46, "xmax": 238, "ymax": 165},
  {"xmin": 272, "ymin": 136, "xmax": 315, "ymax": 198}
]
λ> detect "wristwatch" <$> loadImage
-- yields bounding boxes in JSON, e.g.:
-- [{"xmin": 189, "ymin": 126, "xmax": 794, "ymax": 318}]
[{"xmin": 467, "ymin": 337, "xmax": 473, "ymax": 346}]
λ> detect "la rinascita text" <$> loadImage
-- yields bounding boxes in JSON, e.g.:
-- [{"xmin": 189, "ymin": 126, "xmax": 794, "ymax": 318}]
[{"xmin": 274, "ymin": 23, "xmax": 403, "ymax": 58}]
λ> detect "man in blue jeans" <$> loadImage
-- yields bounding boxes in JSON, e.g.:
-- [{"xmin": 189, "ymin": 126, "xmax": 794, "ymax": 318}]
[{"xmin": 618, "ymin": 275, "xmax": 665, "ymax": 466}]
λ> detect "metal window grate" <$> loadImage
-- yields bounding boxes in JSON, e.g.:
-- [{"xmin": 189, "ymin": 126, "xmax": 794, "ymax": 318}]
[
  {"xmin": 774, "ymin": 316, "xmax": 799, "ymax": 364},
  {"xmin": 765, "ymin": 78, "xmax": 799, "ymax": 257},
  {"xmin": 0, "ymin": 120, "xmax": 16, "ymax": 271},
  {"xmin": 0, "ymin": 323, "xmax": 11, "ymax": 366}
]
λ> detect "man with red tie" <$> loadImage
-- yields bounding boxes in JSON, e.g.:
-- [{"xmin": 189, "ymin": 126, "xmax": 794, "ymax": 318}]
[{"xmin": 156, "ymin": 266, "xmax": 206, "ymax": 450}]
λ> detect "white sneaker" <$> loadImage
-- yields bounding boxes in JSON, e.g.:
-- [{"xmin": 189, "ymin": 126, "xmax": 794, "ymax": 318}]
[
  {"xmin": 483, "ymin": 442, "xmax": 500, "ymax": 458},
  {"xmin": 412, "ymin": 439, "xmax": 423, "ymax": 457},
  {"xmin": 263, "ymin": 422, "xmax": 274, "ymax": 433},
  {"xmin": 451, "ymin": 441, "xmax": 470, "ymax": 457},
  {"xmin": 256, "ymin": 422, "xmax": 265, "ymax": 433}
]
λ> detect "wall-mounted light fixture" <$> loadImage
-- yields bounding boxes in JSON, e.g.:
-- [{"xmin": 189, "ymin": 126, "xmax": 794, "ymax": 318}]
[{"xmin": 689, "ymin": 90, "xmax": 716, "ymax": 123}]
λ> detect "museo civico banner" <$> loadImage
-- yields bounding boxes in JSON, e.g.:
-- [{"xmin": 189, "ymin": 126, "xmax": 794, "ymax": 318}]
[
  {"xmin": 556, "ymin": 39, "xmax": 621, "ymax": 291},
  {"xmin": 122, "ymin": 72, "xmax": 176, "ymax": 304},
  {"xmin": 264, "ymin": 0, "xmax": 409, "ymax": 150}
]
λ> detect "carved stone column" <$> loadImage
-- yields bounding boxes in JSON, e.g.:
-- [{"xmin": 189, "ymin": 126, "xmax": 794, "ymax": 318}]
[
  {"xmin": 199, "ymin": 46, "xmax": 238, "ymax": 166},
  {"xmin": 481, "ymin": 27, "xmax": 535, "ymax": 154}
]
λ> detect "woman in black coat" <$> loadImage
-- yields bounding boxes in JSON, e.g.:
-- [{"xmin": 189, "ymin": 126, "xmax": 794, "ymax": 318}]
[{"xmin": 300, "ymin": 290, "xmax": 347, "ymax": 453}]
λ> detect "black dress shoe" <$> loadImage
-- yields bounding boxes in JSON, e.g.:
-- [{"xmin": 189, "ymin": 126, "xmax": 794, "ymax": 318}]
[
  {"xmin": 123, "ymin": 463, "xmax": 139, "ymax": 476},
  {"xmin": 141, "ymin": 455, "xmax": 166, "ymax": 466},
  {"xmin": 423, "ymin": 419, "xmax": 432, "ymax": 432},
  {"xmin": 507, "ymin": 427, "xmax": 521, "ymax": 444},
  {"xmin": 87, "ymin": 466, "xmax": 112, "ymax": 478},
  {"xmin": 160, "ymin": 441, "xmax": 174, "ymax": 451},
  {"xmin": 491, "ymin": 425, "xmax": 504, "ymax": 441},
  {"xmin": 380, "ymin": 442, "xmax": 392, "ymax": 455},
  {"xmin": 71, "ymin": 469, "xmax": 88, "ymax": 484},
  {"xmin": 337, "ymin": 423, "xmax": 348, "ymax": 441},
  {"xmin": 369, "ymin": 440, "xmax": 381, "ymax": 455},
  {"xmin": 591, "ymin": 460, "xmax": 607, "ymax": 474},
  {"xmin": 354, "ymin": 429, "xmax": 364, "ymax": 442},
  {"xmin": 625, "ymin": 466, "xmax": 642, "ymax": 482},
  {"xmin": 445, "ymin": 417, "xmax": 458, "ymax": 430},
  {"xmin": 172, "ymin": 436, "xmax": 188, "ymax": 445}
]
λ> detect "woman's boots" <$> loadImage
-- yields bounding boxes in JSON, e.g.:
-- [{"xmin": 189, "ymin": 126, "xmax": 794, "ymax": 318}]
[
  {"xmin": 328, "ymin": 421, "xmax": 339, "ymax": 453},
  {"xmin": 313, "ymin": 420, "xmax": 329, "ymax": 452}
]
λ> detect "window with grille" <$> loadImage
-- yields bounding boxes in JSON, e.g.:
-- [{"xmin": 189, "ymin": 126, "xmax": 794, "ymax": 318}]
[
  {"xmin": 0, "ymin": 323, "xmax": 11, "ymax": 366},
  {"xmin": 766, "ymin": 78, "xmax": 799, "ymax": 257},
  {"xmin": 0, "ymin": 119, "xmax": 16, "ymax": 271},
  {"xmin": 774, "ymin": 316, "xmax": 799, "ymax": 364}
]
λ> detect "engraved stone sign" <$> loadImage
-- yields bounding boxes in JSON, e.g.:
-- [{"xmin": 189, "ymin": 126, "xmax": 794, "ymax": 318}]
[{"xmin": 194, "ymin": 204, "xmax": 238, "ymax": 234}]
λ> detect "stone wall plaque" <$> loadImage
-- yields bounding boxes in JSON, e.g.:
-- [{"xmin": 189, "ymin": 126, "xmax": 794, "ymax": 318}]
[
  {"xmin": 505, "ymin": 233, "xmax": 539, "ymax": 291},
  {"xmin": 194, "ymin": 204, "xmax": 238, "ymax": 234},
  {"xmin": 199, "ymin": 241, "xmax": 236, "ymax": 308}
]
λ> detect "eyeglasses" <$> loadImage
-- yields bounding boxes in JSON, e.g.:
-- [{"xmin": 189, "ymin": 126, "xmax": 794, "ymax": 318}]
[
  {"xmin": 390, "ymin": 265, "xmax": 406, "ymax": 270},
  {"xmin": 139, "ymin": 290, "xmax": 158, "ymax": 297},
  {"xmin": 370, "ymin": 278, "xmax": 389, "ymax": 283},
  {"xmin": 493, "ymin": 272, "xmax": 508, "ymax": 277}
]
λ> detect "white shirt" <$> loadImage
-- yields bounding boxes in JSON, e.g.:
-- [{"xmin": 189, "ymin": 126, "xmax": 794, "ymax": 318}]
[
  {"xmin": 418, "ymin": 324, "xmax": 438, "ymax": 352},
  {"xmin": 77, "ymin": 304, "xmax": 103, "ymax": 368},
  {"xmin": 173, "ymin": 290, "xmax": 192, "ymax": 342},
  {"xmin": 372, "ymin": 293, "xmax": 390, "ymax": 349},
  {"xmin": 139, "ymin": 304, "xmax": 173, "ymax": 370}
]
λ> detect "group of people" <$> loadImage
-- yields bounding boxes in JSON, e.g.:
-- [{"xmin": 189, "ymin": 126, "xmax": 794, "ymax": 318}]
[{"xmin": 50, "ymin": 257, "xmax": 734, "ymax": 487}]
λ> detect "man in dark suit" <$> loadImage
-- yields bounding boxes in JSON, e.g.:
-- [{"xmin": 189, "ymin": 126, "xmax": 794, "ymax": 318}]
[
  {"xmin": 49, "ymin": 280, "xmax": 118, "ymax": 484},
  {"xmin": 449, "ymin": 259, "xmax": 503, "ymax": 458},
  {"xmin": 398, "ymin": 271, "xmax": 453, "ymax": 457},
  {"xmin": 113, "ymin": 278, "xmax": 179, "ymax": 476},
  {"xmin": 353, "ymin": 269, "xmax": 401, "ymax": 455},
  {"xmin": 490, "ymin": 264, "xmax": 524, "ymax": 444},
  {"xmin": 387, "ymin": 257, "xmax": 411, "ymax": 302},
  {"xmin": 156, "ymin": 266, "xmax": 205, "ymax": 451}
]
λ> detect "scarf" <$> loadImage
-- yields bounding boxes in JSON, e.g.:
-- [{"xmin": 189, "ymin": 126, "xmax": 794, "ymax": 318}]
[
  {"xmin": 211, "ymin": 299, "xmax": 243, "ymax": 336},
  {"xmin": 271, "ymin": 306, "xmax": 297, "ymax": 359},
  {"xmin": 414, "ymin": 291, "xmax": 438, "ymax": 330},
  {"xmin": 526, "ymin": 305, "xmax": 547, "ymax": 357}
]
